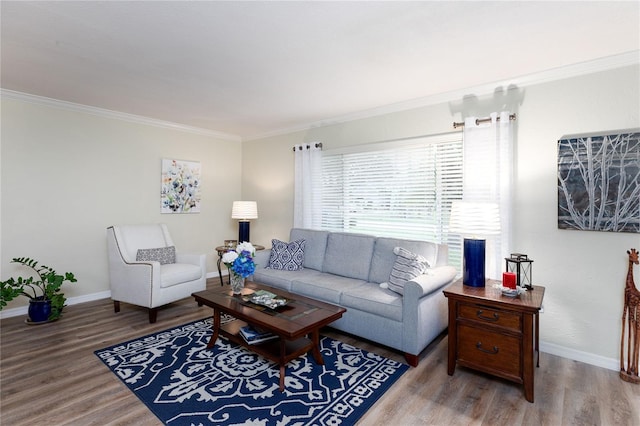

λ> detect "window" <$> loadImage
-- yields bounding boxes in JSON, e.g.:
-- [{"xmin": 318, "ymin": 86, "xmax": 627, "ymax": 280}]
[{"xmin": 317, "ymin": 133, "xmax": 463, "ymax": 269}]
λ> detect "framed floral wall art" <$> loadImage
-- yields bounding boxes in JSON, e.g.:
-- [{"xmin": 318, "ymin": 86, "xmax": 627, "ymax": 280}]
[
  {"xmin": 161, "ymin": 159, "xmax": 201, "ymax": 214},
  {"xmin": 557, "ymin": 130, "xmax": 639, "ymax": 233}
]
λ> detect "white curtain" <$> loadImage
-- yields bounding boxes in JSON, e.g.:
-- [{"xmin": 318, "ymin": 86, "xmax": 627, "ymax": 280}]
[
  {"xmin": 293, "ymin": 143, "xmax": 322, "ymax": 229},
  {"xmin": 462, "ymin": 112, "xmax": 513, "ymax": 279}
]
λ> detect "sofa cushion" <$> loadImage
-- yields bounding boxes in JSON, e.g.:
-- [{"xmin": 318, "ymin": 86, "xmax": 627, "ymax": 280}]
[
  {"xmin": 267, "ymin": 239, "xmax": 306, "ymax": 271},
  {"xmin": 290, "ymin": 228, "xmax": 329, "ymax": 271},
  {"xmin": 160, "ymin": 263, "xmax": 202, "ymax": 287},
  {"xmin": 386, "ymin": 247, "xmax": 429, "ymax": 295},
  {"xmin": 136, "ymin": 246, "xmax": 176, "ymax": 265},
  {"xmin": 291, "ymin": 274, "xmax": 367, "ymax": 304},
  {"xmin": 368, "ymin": 237, "xmax": 439, "ymax": 284},
  {"xmin": 322, "ymin": 232, "xmax": 375, "ymax": 280},
  {"xmin": 253, "ymin": 268, "xmax": 325, "ymax": 293},
  {"xmin": 341, "ymin": 282, "xmax": 403, "ymax": 321}
]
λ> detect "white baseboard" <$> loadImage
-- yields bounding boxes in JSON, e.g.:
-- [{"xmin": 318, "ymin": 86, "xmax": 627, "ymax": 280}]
[
  {"xmin": 1, "ymin": 306, "xmax": 29, "ymax": 319},
  {"xmin": 0, "ymin": 290, "xmax": 112, "ymax": 319},
  {"xmin": 540, "ymin": 341, "xmax": 619, "ymax": 372},
  {"xmin": 0, "ymin": 271, "xmax": 221, "ymax": 320}
]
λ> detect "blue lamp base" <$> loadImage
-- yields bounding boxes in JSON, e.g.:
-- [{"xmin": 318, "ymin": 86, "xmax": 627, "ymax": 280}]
[
  {"xmin": 238, "ymin": 221, "xmax": 250, "ymax": 243},
  {"xmin": 463, "ymin": 238, "xmax": 486, "ymax": 287}
]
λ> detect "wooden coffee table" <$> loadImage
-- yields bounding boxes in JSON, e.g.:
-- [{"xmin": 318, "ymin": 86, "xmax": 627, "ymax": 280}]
[{"xmin": 192, "ymin": 281, "xmax": 346, "ymax": 391}]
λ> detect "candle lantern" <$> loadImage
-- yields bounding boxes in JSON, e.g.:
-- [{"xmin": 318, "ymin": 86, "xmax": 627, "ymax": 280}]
[{"xmin": 505, "ymin": 253, "xmax": 534, "ymax": 290}]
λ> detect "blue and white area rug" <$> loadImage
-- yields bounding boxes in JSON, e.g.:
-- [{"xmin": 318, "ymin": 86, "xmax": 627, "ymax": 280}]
[{"xmin": 94, "ymin": 317, "xmax": 408, "ymax": 425}]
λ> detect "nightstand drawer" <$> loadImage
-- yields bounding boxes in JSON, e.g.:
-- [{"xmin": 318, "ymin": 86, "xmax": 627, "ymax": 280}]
[
  {"xmin": 457, "ymin": 324, "xmax": 521, "ymax": 378},
  {"xmin": 458, "ymin": 303, "xmax": 521, "ymax": 331}
]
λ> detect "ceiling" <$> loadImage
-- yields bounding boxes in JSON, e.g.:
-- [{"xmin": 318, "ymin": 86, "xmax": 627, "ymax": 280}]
[{"xmin": 2, "ymin": 1, "xmax": 639, "ymax": 140}]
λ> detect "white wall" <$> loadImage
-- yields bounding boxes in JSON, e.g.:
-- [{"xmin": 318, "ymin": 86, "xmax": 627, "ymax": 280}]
[
  {"xmin": 1, "ymin": 97, "xmax": 242, "ymax": 311},
  {"xmin": 243, "ymin": 65, "xmax": 640, "ymax": 366},
  {"xmin": 515, "ymin": 65, "xmax": 640, "ymax": 365}
]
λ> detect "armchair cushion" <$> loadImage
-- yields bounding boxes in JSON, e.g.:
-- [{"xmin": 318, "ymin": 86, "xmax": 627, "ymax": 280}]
[
  {"xmin": 160, "ymin": 263, "xmax": 203, "ymax": 288},
  {"xmin": 136, "ymin": 246, "xmax": 176, "ymax": 264}
]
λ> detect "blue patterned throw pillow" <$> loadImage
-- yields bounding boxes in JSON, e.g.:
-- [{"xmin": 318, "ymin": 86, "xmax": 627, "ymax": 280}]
[
  {"xmin": 136, "ymin": 246, "xmax": 176, "ymax": 265},
  {"xmin": 267, "ymin": 239, "xmax": 306, "ymax": 271},
  {"xmin": 385, "ymin": 246, "xmax": 430, "ymax": 295}
]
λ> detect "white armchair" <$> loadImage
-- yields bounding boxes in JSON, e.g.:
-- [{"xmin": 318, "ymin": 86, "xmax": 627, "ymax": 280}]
[{"xmin": 106, "ymin": 224, "xmax": 206, "ymax": 323}]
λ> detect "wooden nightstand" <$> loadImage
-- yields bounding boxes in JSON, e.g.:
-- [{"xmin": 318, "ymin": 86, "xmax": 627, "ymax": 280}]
[{"xmin": 443, "ymin": 279, "xmax": 545, "ymax": 402}]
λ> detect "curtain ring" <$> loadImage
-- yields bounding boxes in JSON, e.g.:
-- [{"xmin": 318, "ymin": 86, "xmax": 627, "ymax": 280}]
[{"xmin": 292, "ymin": 143, "xmax": 323, "ymax": 151}]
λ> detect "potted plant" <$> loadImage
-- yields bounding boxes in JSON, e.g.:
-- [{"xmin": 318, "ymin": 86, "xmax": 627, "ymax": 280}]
[{"xmin": 0, "ymin": 257, "xmax": 77, "ymax": 323}]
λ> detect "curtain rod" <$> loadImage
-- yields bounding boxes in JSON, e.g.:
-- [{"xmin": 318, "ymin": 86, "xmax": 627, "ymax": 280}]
[
  {"xmin": 292, "ymin": 142, "xmax": 323, "ymax": 152},
  {"xmin": 453, "ymin": 113, "xmax": 517, "ymax": 129}
]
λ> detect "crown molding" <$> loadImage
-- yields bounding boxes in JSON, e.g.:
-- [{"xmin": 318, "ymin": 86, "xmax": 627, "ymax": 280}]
[
  {"xmin": 244, "ymin": 50, "xmax": 640, "ymax": 141},
  {"xmin": 0, "ymin": 89, "xmax": 242, "ymax": 142},
  {"xmin": 2, "ymin": 50, "xmax": 637, "ymax": 143}
]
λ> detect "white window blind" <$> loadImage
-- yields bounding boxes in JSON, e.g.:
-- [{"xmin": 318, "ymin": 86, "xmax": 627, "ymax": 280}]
[{"xmin": 318, "ymin": 133, "xmax": 463, "ymax": 269}]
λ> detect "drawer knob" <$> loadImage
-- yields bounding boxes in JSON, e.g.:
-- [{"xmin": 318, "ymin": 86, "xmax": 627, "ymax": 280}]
[
  {"xmin": 476, "ymin": 310, "xmax": 499, "ymax": 322},
  {"xmin": 476, "ymin": 341, "xmax": 499, "ymax": 354}
]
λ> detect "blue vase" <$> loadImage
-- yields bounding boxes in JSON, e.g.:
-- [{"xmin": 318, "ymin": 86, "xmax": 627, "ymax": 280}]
[{"xmin": 28, "ymin": 298, "xmax": 52, "ymax": 323}]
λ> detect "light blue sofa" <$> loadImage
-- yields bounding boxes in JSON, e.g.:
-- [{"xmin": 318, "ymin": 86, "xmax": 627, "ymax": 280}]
[{"xmin": 253, "ymin": 228, "xmax": 457, "ymax": 366}]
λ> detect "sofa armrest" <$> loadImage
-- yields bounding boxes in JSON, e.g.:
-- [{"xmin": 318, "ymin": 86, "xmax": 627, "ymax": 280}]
[
  {"xmin": 401, "ymin": 265, "xmax": 456, "ymax": 357},
  {"xmin": 404, "ymin": 266, "xmax": 457, "ymax": 298}
]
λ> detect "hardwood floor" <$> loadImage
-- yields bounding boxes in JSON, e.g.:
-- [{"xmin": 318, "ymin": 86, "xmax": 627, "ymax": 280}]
[{"xmin": 1, "ymin": 278, "xmax": 638, "ymax": 425}]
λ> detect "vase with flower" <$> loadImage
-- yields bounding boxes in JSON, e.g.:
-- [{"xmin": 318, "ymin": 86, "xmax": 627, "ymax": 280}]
[{"xmin": 222, "ymin": 242, "xmax": 256, "ymax": 294}]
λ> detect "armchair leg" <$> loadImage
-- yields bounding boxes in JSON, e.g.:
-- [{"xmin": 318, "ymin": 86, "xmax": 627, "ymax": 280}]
[
  {"xmin": 148, "ymin": 308, "xmax": 158, "ymax": 323},
  {"xmin": 113, "ymin": 301, "xmax": 120, "ymax": 313}
]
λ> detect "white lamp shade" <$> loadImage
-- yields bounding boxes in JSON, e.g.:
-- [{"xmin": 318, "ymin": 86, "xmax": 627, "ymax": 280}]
[
  {"xmin": 449, "ymin": 201, "xmax": 500, "ymax": 237},
  {"xmin": 231, "ymin": 201, "xmax": 258, "ymax": 220}
]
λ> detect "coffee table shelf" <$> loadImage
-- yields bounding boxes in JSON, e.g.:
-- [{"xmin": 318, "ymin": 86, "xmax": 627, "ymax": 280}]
[{"xmin": 219, "ymin": 319, "xmax": 314, "ymax": 369}]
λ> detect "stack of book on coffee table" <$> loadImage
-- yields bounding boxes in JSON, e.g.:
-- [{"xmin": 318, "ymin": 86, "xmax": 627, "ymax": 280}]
[{"xmin": 239, "ymin": 325, "xmax": 278, "ymax": 345}]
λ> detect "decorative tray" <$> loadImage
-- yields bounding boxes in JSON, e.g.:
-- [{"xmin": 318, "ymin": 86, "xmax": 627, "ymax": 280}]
[
  {"xmin": 247, "ymin": 290, "xmax": 290, "ymax": 309},
  {"xmin": 500, "ymin": 287, "xmax": 524, "ymax": 297}
]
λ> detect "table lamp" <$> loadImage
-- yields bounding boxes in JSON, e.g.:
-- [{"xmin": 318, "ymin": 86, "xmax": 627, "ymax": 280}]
[
  {"xmin": 232, "ymin": 201, "xmax": 258, "ymax": 243},
  {"xmin": 449, "ymin": 201, "xmax": 501, "ymax": 287}
]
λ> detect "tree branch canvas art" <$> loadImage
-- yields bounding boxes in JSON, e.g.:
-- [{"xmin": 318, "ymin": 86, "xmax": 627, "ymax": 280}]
[
  {"xmin": 161, "ymin": 159, "xmax": 201, "ymax": 214},
  {"xmin": 557, "ymin": 130, "xmax": 639, "ymax": 233}
]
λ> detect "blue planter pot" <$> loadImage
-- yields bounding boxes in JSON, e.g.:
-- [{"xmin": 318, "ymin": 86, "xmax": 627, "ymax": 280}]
[{"xmin": 28, "ymin": 298, "xmax": 52, "ymax": 323}]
